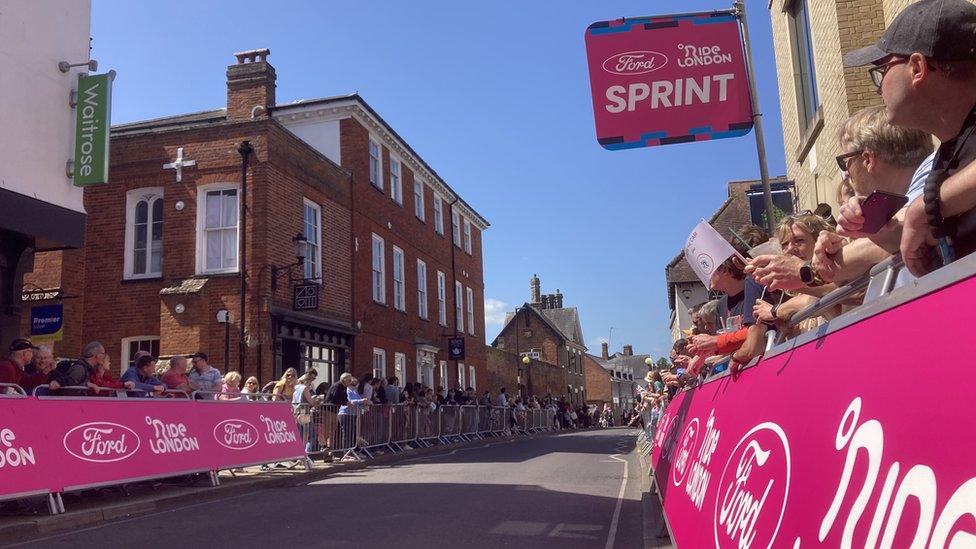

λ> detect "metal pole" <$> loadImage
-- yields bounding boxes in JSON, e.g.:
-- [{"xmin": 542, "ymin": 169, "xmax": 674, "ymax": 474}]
[
  {"xmin": 237, "ymin": 141, "xmax": 252, "ymax": 376},
  {"xmin": 734, "ymin": 0, "xmax": 777, "ymax": 235}
]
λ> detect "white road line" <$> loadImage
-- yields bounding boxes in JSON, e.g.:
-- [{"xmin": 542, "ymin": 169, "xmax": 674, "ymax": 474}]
[{"xmin": 604, "ymin": 453, "xmax": 629, "ymax": 549}]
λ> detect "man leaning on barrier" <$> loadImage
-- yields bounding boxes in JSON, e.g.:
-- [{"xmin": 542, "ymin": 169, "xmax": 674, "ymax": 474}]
[
  {"xmin": 842, "ymin": 0, "xmax": 976, "ymax": 277},
  {"xmin": 47, "ymin": 341, "xmax": 105, "ymax": 393},
  {"xmin": 121, "ymin": 354, "xmax": 165, "ymax": 396},
  {"xmin": 188, "ymin": 352, "xmax": 223, "ymax": 398},
  {"xmin": 0, "ymin": 338, "xmax": 37, "ymax": 391}
]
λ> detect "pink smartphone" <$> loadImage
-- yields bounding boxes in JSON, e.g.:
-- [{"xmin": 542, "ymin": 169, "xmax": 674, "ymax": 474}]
[{"xmin": 860, "ymin": 190, "xmax": 909, "ymax": 233}]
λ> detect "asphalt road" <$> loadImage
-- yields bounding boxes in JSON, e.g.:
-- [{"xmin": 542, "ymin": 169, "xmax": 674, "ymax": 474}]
[{"xmin": 15, "ymin": 428, "xmax": 643, "ymax": 549}]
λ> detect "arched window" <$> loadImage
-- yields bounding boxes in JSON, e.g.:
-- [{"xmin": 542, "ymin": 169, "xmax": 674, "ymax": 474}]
[{"xmin": 125, "ymin": 188, "xmax": 164, "ymax": 278}]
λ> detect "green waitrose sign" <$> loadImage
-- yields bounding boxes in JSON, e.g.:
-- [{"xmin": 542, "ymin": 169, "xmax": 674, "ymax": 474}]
[{"xmin": 73, "ymin": 72, "xmax": 114, "ymax": 186}]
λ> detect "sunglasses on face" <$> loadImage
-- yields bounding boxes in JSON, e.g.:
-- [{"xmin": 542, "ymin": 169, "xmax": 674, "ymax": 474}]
[{"xmin": 835, "ymin": 150, "xmax": 864, "ymax": 172}]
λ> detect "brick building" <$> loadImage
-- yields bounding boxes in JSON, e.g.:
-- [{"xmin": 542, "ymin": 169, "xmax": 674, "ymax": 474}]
[
  {"xmin": 767, "ymin": 0, "xmax": 959, "ymax": 211},
  {"xmin": 490, "ymin": 275, "xmax": 587, "ymax": 404},
  {"xmin": 22, "ymin": 49, "xmax": 489, "ymax": 388},
  {"xmin": 585, "ymin": 342, "xmax": 642, "ymax": 412},
  {"xmin": 485, "ymin": 347, "xmax": 567, "ymax": 401},
  {"xmin": 665, "ymin": 177, "xmax": 794, "ymax": 340}
]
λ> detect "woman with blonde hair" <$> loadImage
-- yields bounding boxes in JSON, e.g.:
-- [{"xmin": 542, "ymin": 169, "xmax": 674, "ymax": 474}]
[
  {"xmin": 219, "ymin": 371, "xmax": 242, "ymax": 400},
  {"xmin": 272, "ymin": 367, "xmax": 299, "ymax": 401}
]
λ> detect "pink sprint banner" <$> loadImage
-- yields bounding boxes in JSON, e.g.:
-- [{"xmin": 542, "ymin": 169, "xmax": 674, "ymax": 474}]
[
  {"xmin": 193, "ymin": 400, "xmax": 307, "ymax": 469},
  {"xmin": 36, "ymin": 398, "xmax": 213, "ymax": 491},
  {"xmin": 584, "ymin": 12, "xmax": 753, "ymax": 150},
  {"xmin": 650, "ymin": 274, "xmax": 976, "ymax": 547},
  {"xmin": 0, "ymin": 397, "xmax": 53, "ymax": 498}
]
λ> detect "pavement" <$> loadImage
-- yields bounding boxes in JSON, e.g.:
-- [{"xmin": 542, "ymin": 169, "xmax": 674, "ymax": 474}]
[{"xmin": 4, "ymin": 428, "xmax": 646, "ymax": 548}]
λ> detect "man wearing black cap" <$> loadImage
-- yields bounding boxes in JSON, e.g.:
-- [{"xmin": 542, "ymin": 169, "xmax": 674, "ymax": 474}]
[
  {"xmin": 843, "ymin": 0, "xmax": 976, "ymax": 276},
  {"xmin": 0, "ymin": 338, "xmax": 37, "ymax": 388}
]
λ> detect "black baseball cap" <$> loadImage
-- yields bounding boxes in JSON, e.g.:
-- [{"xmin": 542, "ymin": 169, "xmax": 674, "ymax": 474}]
[
  {"xmin": 9, "ymin": 338, "xmax": 39, "ymax": 352},
  {"xmin": 844, "ymin": 0, "xmax": 976, "ymax": 67},
  {"xmin": 191, "ymin": 352, "xmax": 208, "ymax": 361}
]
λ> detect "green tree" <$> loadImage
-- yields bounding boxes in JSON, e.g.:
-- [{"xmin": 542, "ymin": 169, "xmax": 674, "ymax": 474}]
[{"xmin": 655, "ymin": 357, "xmax": 670, "ymax": 370}]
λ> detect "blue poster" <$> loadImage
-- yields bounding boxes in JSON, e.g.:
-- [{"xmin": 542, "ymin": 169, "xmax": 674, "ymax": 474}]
[{"xmin": 30, "ymin": 304, "xmax": 63, "ymax": 342}]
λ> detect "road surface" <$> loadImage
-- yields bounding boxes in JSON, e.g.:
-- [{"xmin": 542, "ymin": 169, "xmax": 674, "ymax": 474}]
[{"xmin": 16, "ymin": 428, "xmax": 643, "ymax": 548}]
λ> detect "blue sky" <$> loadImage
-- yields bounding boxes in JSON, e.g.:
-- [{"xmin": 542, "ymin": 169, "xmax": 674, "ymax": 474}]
[{"xmin": 92, "ymin": 0, "xmax": 787, "ymax": 360}]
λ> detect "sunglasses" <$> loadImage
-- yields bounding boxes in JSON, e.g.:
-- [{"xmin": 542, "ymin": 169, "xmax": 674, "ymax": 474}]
[
  {"xmin": 867, "ymin": 57, "xmax": 909, "ymax": 89},
  {"xmin": 835, "ymin": 150, "xmax": 864, "ymax": 172}
]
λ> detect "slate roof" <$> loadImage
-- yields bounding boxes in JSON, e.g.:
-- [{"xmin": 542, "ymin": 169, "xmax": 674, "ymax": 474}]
[
  {"xmin": 109, "ymin": 93, "xmax": 488, "ymax": 227},
  {"xmin": 494, "ymin": 304, "xmax": 586, "ymax": 349}
]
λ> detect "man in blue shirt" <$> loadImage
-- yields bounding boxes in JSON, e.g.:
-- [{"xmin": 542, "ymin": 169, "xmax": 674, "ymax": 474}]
[{"xmin": 120, "ymin": 354, "xmax": 165, "ymax": 396}]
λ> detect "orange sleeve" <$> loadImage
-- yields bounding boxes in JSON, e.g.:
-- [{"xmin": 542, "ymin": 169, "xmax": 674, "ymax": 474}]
[{"xmin": 715, "ymin": 327, "xmax": 749, "ymax": 354}]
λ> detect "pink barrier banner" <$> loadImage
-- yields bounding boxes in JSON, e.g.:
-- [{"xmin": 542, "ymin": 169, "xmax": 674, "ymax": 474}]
[
  {"xmin": 193, "ymin": 400, "xmax": 307, "ymax": 469},
  {"xmin": 584, "ymin": 12, "xmax": 753, "ymax": 151},
  {"xmin": 0, "ymin": 396, "xmax": 305, "ymax": 498},
  {"xmin": 651, "ymin": 274, "xmax": 976, "ymax": 548},
  {"xmin": 37, "ymin": 398, "xmax": 212, "ymax": 491},
  {"xmin": 0, "ymin": 397, "xmax": 53, "ymax": 498}
]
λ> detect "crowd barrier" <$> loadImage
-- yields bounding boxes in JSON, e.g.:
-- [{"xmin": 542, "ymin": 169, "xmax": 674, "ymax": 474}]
[
  {"xmin": 296, "ymin": 403, "xmax": 556, "ymax": 461},
  {"xmin": 0, "ymin": 385, "xmax": 306, "ymax": 515}
]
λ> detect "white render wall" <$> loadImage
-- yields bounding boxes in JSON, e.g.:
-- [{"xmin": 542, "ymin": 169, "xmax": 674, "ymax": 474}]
[
  {"xmin": 282, "ymin": 118, "xmax": 342, "ymax": 165},
  {"xmin": 0, "ymin": 0, "xmax": 91, "ymax": 214}
]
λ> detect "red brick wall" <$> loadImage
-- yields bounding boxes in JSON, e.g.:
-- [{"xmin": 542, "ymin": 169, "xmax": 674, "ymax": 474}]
[
  {"xmin": 584, "ymin": 354, "xmax": 611, "ymax": 405},
  {"xmin": 24, "ymin": 119, "xmax": 354, "ymax": 381},
  {"xmin": 338, "ymin": 117, "xmax": 487, "ymax": 388}
]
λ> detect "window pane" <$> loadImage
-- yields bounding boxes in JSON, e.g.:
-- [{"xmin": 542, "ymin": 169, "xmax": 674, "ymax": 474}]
[
  {"xmin": 134, "ymin": 250, "xmax": 146, "ymax": 274},
  {"xmin": 150, "ymin": 247, "xmax": 162, "ymax": 273},
  {"xmin": 135, "ymin": 200, "xmax": 148, "ymax": 224},
  {"xmin": 135, "ymin": 224, "xmax": 147, "ymax": 249},
  {"xmin": 205, "ymin": 192, "xmax": 221, "ymax": 228},
  {"xmin": 222, "ymin": 228, "xmax": 237, "ymax": 268},
  {"xmin": 152, "ymin": 198, "xmax": 163, "ymax": 223},
  {"xmin": 222, "ymin": 190, "xmax": 238, "ymax": 227},
  {"xmin": 206, "ymin": 231, "xmax": 221, "ymax": 269}
]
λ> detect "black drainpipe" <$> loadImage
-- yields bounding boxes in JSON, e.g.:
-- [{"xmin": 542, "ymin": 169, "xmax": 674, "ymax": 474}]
[{"xmin": 237, "ymin": 141, "xmax": 253, "ymax": 377}]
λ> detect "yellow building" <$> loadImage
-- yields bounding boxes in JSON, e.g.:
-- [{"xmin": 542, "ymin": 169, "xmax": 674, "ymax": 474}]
[{"xmin": 767, "ymin": 0, "xmax": 969, "ymax": 212}]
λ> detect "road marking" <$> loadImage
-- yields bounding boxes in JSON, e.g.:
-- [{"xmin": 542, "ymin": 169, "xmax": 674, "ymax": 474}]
[
  {"xmin": 605, "ymin": 453, "xmax": 629, "ymax": 549},
  {"xmin": 549, "ymin": 523, "xmax": 603, "ymax": 539},
  {"xmin": 489, "ymin": 520, "xmax": 549, "ymax": 536}
]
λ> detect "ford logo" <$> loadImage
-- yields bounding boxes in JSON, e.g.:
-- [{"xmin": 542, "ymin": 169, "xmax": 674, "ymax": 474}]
[
  {"xmin": 63, "ymin": 422, "xmax": 140, "ymax": 463},
  {"xmin": 214, "ymin": 419, "xmax": 259, "ymax": 450},
  {"xmin": 603, "ymin": 51, "xmax": 668, "ymax": 75}
]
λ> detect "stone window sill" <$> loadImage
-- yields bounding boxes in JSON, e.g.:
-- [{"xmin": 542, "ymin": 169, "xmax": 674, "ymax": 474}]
[{"xmin": 795, "ymin": 106, "xmax": 825, "ymax": 164}]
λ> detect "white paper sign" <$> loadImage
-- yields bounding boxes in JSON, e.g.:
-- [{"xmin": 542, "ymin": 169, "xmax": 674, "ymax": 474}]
[{"xmin": 684, "ymin": 220, "xmax": 738, "ymax": 286}]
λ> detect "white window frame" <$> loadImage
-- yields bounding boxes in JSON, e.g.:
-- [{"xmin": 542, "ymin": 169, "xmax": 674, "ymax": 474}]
[
  {"xmin": 437, "ymin": 271, "xmax": 447, "ymax": 326},
  {"xmin": 451, "ymin": 209, "xmax": 461, "ymax": 247},
  {"xmin": 433, "ymin": 195, "xmax": 444, "ymax": 235},
  {"xmin": 394, "ymin": 352, "xmax": 405, "ymax": 385},
  {"xmin": 466, "ymin": 287, "xmax": 475, "ymax": 335},
  {"xmin": 124, "ymin": 187, "xmax": 164, "ymax": 280},
  {"xmin": 392, "ymin": 246, "xmax": 405, "ymax": 311},
  {"xmin": 439, "ymin": 360, "xmax": 448, "ymax": 389},
  {"xmin": 372, "ymin": 234, "xmax": 386, "ymax": 304},
  {"xmin": 414, "ymin": 179, "xmax": 425, "ymax": 221},
  {"xmin": 468, "ymin": 365, "xmax": 476, "ymax": 390},
  {"xmin": 369, "ymin": 138, "xmax": 382, "ymax": 190},
  {"xmin": 120, "ymin": 336, "xmax": 160, "ymax": 375},
  {"xmin": 302, "ymin": 198, "xmax": 322, "ymax": 281},
  {"xmin": 463, "ymin": 219, "xmax": 472, "ymax": 255},
  {"xmin": 458, "ymin": 362, "xmax": 466, "ymax": 388},
  {"xmin": 390, "ymin": 156, "xmax": 402, "ymax": 205},
  {"xmin": 455, "ymin": 281, "xmax": 464, "ymax": 333},
  {"xmin": 417, "ymin": 259, "xmax": 428, "ymax": 319},
  {"xmin": 373, "ymin": 348, "xmax": 387, "ymax": 379},
  {"xmin": 196, "ymin": 183, "xmax": 240, "ymax": 275}
]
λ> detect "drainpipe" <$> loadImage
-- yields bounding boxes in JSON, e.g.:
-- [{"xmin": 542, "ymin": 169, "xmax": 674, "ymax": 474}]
[{"xmin": 237, "ymin": 141, "xmax": 253, "ymax": 377}]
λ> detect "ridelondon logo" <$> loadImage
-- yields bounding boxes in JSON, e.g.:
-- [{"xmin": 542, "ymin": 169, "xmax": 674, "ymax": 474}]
[
  {"xmin": 213, "ymin": 419, "xmax": 259, "ymax": 450},
  {"xmin": 714, "ymin": 422, "xmax": 791, "ymax": 549},
  {"xmin": 63, "ymin": 422, "xmax": 140, "ymax": 463},
  {"xmin": 671, "ymin": 417, "xmax": 700, "ymax": 487},
  {"xmin": 602, "ymin": 51, "xmax": 668, "ymax": 75}
]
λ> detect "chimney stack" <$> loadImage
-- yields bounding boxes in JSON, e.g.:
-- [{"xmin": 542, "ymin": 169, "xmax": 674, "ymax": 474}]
[
  {"xmin": 530, "ymin": 274, "xmax": 540, "ymax": 304},
  {"xmin": 227, "ymin": 48, "xmax": 276, "ymax": 120},
  {"xmin": 555, "ymin": 289, "xmax": 563, "ymax": 308},
  {"xmin": 623, "ymin": 345, "xmax": 633, "ymax": 356},
  {"xmin": 601, "ymin": 342, "xmax": 609, "ymax": 360}
]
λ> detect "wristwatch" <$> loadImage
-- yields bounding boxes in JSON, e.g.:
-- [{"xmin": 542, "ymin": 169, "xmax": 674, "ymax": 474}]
[{"xmin": 799, "ymin": 261, "xmax": 815, "ymax": 285}]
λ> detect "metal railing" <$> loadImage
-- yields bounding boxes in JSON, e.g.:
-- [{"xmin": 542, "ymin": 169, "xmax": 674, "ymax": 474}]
[{"xmin": 0, "ymin": 382, "xmax": 27, "ymax": 397}]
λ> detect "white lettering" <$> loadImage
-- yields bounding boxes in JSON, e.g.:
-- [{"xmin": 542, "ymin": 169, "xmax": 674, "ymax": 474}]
[
  {"xmin": 719, "ymin": 440, "xmax": 773, "ymax": 547},
  {"xmin": 145, "ymin": 416, "xmax": 199, "ymax": 455},
  {"xmin": 81, "ymin": 427, "xmax": 128, "ymax": 457},
  {"xmin": 627, "ymin": 83, "xmax": 650, "ymax": 112},
  {"xmin": 605, "ymin": 86, "xmax": 626, "ymax": 113},
  {"xmin": 260, "ymin": 415, "xmax": 298, "ymax": 445},
  {"xmin": 0, "ymin": 428, "xmax": 35, "ymax": 469}
]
